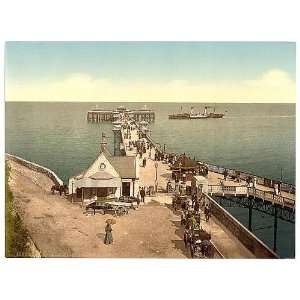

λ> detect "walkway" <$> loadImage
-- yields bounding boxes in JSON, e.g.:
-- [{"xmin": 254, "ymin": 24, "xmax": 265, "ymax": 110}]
[{"xmin": 121, "ymin": 124, "xmax": 255, "ymax": 258}]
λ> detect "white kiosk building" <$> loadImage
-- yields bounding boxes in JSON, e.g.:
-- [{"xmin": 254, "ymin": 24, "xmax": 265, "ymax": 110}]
[{"xmin": 68, "ymin": 135, "xmax": 139, "ymax": 203}]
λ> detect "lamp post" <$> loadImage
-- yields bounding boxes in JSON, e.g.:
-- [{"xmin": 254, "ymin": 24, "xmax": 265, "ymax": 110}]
[
  {"xmin": 155, "ymin": 162, "xmax": 158, "ymax": 193},
  {"xmin": 179, "ymin": 162, "xmax": 182, "ymax": 181},
  {"xmin": 71, "ymin": 181, "xmax": 74, "ymax": 204}
]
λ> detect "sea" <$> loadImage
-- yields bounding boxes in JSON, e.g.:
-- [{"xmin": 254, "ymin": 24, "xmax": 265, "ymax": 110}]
[{"xmin": 5, "ymin": 102, "xmax": 296, "ymax": 257}]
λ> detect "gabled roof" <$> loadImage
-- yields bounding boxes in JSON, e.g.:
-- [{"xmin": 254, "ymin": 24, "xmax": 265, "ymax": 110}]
[
  {"xmin": 71, "ymin": 145, "xmax": 137, "ymax": 180},
  {"xmin": 108, "ymin": 156, "xmax": 137, "ymax": 179}
]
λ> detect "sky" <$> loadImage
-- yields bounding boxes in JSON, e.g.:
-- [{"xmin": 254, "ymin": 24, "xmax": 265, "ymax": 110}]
[{"xmin": 5, "ymin": 42, "xmax": 296, "ymax": 102}]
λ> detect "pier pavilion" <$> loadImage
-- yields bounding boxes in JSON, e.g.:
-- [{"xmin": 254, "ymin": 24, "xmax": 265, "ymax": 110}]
[
  {"xmin": 87, "ymin": 105, "xmax": 155, "ymax": 123},
  {"xmin": 170, "ymin": 153, "xmax": 205, "ymax": 181},
  {"xmin": 68, "ymin": 135, "xmax": 139, "ymax": 203}
]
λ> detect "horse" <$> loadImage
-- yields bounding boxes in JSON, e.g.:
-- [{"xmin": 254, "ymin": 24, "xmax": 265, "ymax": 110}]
[{"xmin": 51, "ymin": 184, "xmax": 68, "ymax": 196}]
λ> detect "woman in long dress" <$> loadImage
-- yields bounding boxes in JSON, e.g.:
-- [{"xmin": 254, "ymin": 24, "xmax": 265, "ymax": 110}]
[{"xmin": 104, "ymin": 223, "xmax": 113, "ymax": 245}]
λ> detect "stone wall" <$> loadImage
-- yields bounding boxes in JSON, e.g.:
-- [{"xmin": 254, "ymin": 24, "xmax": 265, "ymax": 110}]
[
  {"xmin": 6, "ymin": 153, "xmax": 64, "ymax": 187},
  {"xmin": 205, "ymin": 193, "xmax": 279, "ymax": 258}
]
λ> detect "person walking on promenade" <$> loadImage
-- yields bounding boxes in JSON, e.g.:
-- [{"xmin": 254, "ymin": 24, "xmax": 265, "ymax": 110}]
[
  {"xmin": 253, "ymin": 177, "xmax": 257, "ymax": 189},
  {"xmin": 104, "ymin": 222, "xmax": 113, "ymax": 245},
  {"xmin": 224, "ymin": 169, "xmax": 228, "ymax": 181},
  {"xmin": 136, "ymin": 189, "xmax": 141, "ymax": 208},
  {"xmin": 192, "ymin": 193, "xmax": 197, "ymax": 208},
  {"xmin": 278, "ymin": 181, "xmax": 282, "ymax": 195},
  {"xmin": 194, "ymin": 199, "xmax": 200, "ymax": 213},
  {"xmin": 140, "ymin": 187, "xmax": 146, "ymax": 203},
  {"xmin": 204, "ymin": 204, "xmax": 210, "ymax": 222},
  {"xmin": 274, "ymin": 183, "xmax": 279, "ymax": 196}
]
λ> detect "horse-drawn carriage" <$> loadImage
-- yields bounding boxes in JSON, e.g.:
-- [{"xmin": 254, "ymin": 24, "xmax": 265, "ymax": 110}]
[
  {"xmin": 118, "ymin": 196, "xmax": 138, "ymax": 206},
  {"xmin": 172, "ymin": 194, "xmax": 189, "ymax": 211},
  {"xmin": 85, "ymin": 201, "xmax": 130, "ymax": 217},
  {"xmin": 181, "ymin": 210, "xmax": 201, "ymax": 226},
  {"xmin": 184, "ymin": 227, "xmax": 214, "ymax": 258},
  {"xmin": 51, "ymin": 184, "xmax": 68, "ymax": 196}
]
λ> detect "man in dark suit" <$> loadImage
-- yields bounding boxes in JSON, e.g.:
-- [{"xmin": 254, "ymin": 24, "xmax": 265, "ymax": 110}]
[{"xmin": 140, "ymin": 187, "xmax": 146, "ymax": 203}]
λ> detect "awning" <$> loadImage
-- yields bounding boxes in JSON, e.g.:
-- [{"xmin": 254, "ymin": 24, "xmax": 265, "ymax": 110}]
[{"xmin": 74, "ymin": 177, "xmax": 122, "ymax": 189}]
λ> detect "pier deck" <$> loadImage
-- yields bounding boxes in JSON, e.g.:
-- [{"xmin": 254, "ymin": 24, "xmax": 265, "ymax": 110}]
[
  {"xmin": 119, "ymin": 124, "xmax": 255, "ymax": 258},
  {"xmin": 207, "ymin": 172, "xmax": 295, "ymax": 209},
  {"xmin": 138, "ymin": 158, "xmax": 255, "ymax": 258}
]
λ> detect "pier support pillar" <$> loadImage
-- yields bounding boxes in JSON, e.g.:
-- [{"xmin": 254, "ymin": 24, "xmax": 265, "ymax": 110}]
[
  {"xmin": 273, "ymin": 204, "xmax": 278, "ymax": 252},
  {"xmin": 113, "ymin": 130, "xmax": 117, "ymax": 156},
  {"xmin": 248, "ymin": 198, "xmax": 253, "ymax": 232}
]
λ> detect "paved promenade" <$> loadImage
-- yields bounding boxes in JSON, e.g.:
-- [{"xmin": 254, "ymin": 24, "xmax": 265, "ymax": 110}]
[{"xmin": 122, "ymin": 125, "xmax": 255, "ymax": 258}]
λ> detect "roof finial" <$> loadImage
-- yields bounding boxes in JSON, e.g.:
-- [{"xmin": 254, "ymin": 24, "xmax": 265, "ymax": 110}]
[{"xmin": 100, "ymin": 132, "xmax": 107, "ymax": 152}]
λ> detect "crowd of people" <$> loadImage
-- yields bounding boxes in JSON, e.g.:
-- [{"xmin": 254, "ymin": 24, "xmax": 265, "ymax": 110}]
[{"xmin": 105, "ymin": 116, "xmax": 212, "ymax": 247}]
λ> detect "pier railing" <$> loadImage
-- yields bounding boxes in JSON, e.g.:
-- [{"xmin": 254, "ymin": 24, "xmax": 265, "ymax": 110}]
[
  {"xmin": 247, "ymin": 187, "xmax": 295, "ymax": 208},
  {"xmin": 208, "ymin": 184, "xmax": 295, "ymax": 209},
  {"xmin": 199, "ymin": 161, "xmax": 295, "ymax": 194},
  {"xmin": 137, "ymin": 122, "xmax": 295, "ymax": 202}
]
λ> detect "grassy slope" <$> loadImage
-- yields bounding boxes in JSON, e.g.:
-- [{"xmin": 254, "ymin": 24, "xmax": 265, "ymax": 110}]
[{"xmin": 5, "ymin": 162, "xmax": 30, "ymax": 257}]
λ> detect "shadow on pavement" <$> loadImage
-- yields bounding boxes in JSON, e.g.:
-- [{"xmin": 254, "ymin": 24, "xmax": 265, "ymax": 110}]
[{"xmin": 170, "ymin": 219, "xmax": 190, "ymax": 258}]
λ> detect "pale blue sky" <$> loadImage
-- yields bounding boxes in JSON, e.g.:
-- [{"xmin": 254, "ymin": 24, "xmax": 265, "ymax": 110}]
[
  {"xmin": 5, "ymin": 42, "xmax": 296, "ymax": 102},
  {"xmin": 5, "ymin": 42, "xmax": 295, "ymax": 81}
]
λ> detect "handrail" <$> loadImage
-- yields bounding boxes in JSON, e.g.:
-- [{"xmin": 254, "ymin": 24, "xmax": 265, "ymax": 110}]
[
  {"xmin": 208, "ymin": 184, "xmax": 295, "ymax": 208},
  {"xmin": 199, "ymin": 161, "xmax": 295, "ymax": 193}
]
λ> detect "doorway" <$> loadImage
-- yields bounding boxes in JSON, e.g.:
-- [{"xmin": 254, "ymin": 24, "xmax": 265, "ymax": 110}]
[{"xmin": 122, "ymin": 182, "xmax": 131, "ymax": 196}]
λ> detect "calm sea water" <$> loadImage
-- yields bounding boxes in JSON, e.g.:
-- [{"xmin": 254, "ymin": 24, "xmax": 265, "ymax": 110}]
[{"xmin": 5, "ymin": 102, "xmax": 295, "ymax": 257}]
